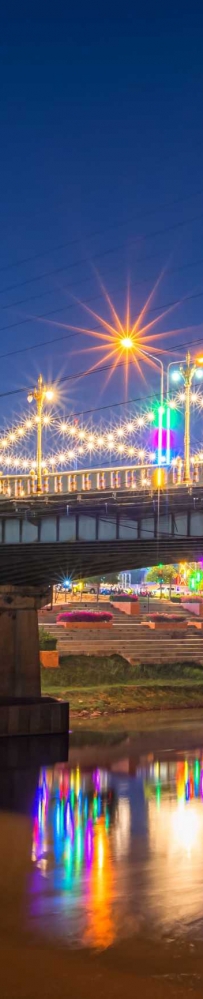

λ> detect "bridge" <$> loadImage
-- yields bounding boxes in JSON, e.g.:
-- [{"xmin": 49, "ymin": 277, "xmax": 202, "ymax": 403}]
[
  {"xmin": 0, "ymin": 360, "xmax": 202, "ymax": 728},
  {"xmin": 1, "ymin": 479, "xmax": 203, "ymax": 584}
]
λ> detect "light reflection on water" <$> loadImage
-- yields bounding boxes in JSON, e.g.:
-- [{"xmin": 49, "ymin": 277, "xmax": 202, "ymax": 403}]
[{"xmin": 30, "ymin": 752, "xmax": 203, "ymax": 948}]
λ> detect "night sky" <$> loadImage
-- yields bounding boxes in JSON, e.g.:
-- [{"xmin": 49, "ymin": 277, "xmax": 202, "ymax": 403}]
[{"xmin": 0, "ymin": 3, "xmax": 203, "ymax": 430}]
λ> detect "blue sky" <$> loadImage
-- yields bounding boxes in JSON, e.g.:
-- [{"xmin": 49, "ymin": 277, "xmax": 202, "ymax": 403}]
[{"xmin": 0, "ymin": 2, "xmax": 203, "ymax": 427}]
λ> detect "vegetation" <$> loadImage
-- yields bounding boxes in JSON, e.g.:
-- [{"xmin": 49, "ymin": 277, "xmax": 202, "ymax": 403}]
[
  {"xmin": 39, "ymin": 628, "xmax": 57, "ymax": 651},
  {"xmin": 41, "ymin": 654, "xmax": 203, "ymax": 714},
  {"xmin": 150, "ymin": 612, "xmax": 185, "ymax": 622},
  {"xmin": 146, "ymin": 564, "xmax": 176, "ymax": 596},
  {"xmin": 41, "ymin": 654, "xmax": 203, "ymax": 688},
  {"xmin": 56, "ymin": 610, "xmax": 113, "ymax": 622}
]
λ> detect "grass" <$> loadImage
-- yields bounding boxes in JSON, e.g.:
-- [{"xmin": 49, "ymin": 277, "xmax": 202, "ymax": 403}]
[{"xmin": 41, "ymin": 654, "xmax": 203, "ymax": 715}]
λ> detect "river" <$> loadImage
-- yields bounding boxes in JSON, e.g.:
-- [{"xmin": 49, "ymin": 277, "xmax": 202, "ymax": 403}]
[{"xmin": 1, "ymin": 710, "xmax": 203, "ymax": 997}]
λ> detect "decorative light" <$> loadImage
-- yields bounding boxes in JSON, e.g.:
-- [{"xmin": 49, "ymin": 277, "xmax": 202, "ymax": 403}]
[
  {"xmin": 117, "ymin": 444, "xmax": 124, "ymax": 453},
  {"xmin": 120, "ymin": 335, "xmax": 133, "ymax": 350},
  {"xmin": 191, "ymin": 392, "xmax": 198, "ymax": 402},
  {"xmin": 43, "ymin": 415, "xmax": 51, "ymax": 426},
  {"xmin": 171, "ymin": 370, "xmax": 181, "ymax": 382},
  {"xmin": 137, "ymin": 417, "xmax": 144, "ymax": 427},
  {"xmin": 45, "ymin": 389, "xmax": 54, "ymax": 402},
  {"xmin": 179, "ymin": 392, "xmax": 185, "ymax": 402},
  {"xmin": 147, "ymin": 412, "xmax": 155, "ymax": 422},
  {"xmin": 117, "ymin": 427, "xmax": 124, "ymax": 437},
  {"xmin": 127, "ymin": 422, "xmax": 133, "ymax": 431}
]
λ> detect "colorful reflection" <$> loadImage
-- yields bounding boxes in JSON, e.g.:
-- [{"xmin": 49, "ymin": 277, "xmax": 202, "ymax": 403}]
[
  {"xmin": 32, "ymin": 765, "xmax": 116, "ymax": 947},
  {"xmin": 31, "ymin": 752, "xmax": 203, "ymax": 947}
]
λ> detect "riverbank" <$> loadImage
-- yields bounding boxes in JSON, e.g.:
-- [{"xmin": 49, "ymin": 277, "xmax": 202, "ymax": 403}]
[{"xmin": 41, "ymin": 655, "xmax": 203, "ymax": 716}]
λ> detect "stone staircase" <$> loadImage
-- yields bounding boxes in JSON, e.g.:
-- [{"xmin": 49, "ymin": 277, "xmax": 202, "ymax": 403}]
[{"xmin": 39, "ymin": 601, "xmax": 203, "ymax": 666}]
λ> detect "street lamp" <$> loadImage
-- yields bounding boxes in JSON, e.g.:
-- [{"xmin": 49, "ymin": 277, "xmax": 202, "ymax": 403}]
[
  {"xmin": 167, "ymin": 353, "xmax": 203, "ymax": 485},
  {"xmin": 166, "ymin": 360, "xmax": 182, "ymax": 465},
  {"xmin": 27, "ymin": 375, "xmax": 54, "ymax": 493},
  {"xmin": 120, "ymin": 339, "xmax": 164, "ymax": 466},
  {"xmin": 142, "ymin": 352, "xmax": 164, "ymax": 466}
]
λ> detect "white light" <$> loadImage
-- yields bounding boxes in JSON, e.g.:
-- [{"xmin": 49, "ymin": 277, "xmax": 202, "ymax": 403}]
[
  {"xmin": 43, "ymin": 415, "xmax": 50, "ymax": 425},
  {"xmin": 107, "ymin": 433, "xmax": 114, "ymax": 443},
  {"xmin": 70, "ymin": 426, "xmax": 77, "ymax": 435},
  {"xmin": 171, "ymin": 370, "xmax": 181, "ymax": 382},
  {"xmin": 60, "ymin": 422, "xmax": 67, "ymax": 432},
  {"xmin": 121, "ymin": 336, "xmax": 133, "ymax": 350},
  {"xmin": 117, "ymin": 427, "xmax": 124, "ymax": 437},
  {"xmin": 45, "ymin": 389, "xmax": 54, "ymax": 402},
  {"xmin": 50, "ymin": 457, "xmax": 56, "ymax": 466},
  {"xmin": 128, "ymin": 446, "xmax": 135, "ymax": 456},
  {"xmin": 191, "ymin": 392, "xmax": 198, "ymax": 402},
  {"xmin": 58, "ymin": 452, "xmax": 65, "ymax": 462},
  {"xmin": 138, "ymin": 449, "xmax": 145, "ymax": 459},
  {"xmin": 27, "ymin": 393, "xmax": 33, "ymax": 403},
  {"xmin": 137, "ymin": 417, "xmax": 144, "ymax": 427},
  {"xmin": 179, "ymin": 392, "xmax": 185, "ymax": 402},
  {"xmin": 25, "ymin": 419, "xmax": 32, "ymax": 429},
  {"xmin": 78, "ymin": 429, "xmax": 85, "ymax": 439},
  {"xmin": 68, "ymin": 450, "xmax": 75, "ymax": 459},
  {"xmin": 97, "ymin": 436, "xmax": 105, "ymax": 446},
  {"xmin": 127, "ymin": 421, "xmax": 133, "ymax": 431},
  {"xmin": 117, "ymin": 444, "xmax": 124, "ymax": 453},
  {"xmin": 147, "ymin": 412, "xmax": 154, "ymax": 422},
  {"xmin": 78, "ymin": 446, "xmax": 84, "ymax": 455},
  {"xmin": 195, "ymin": 368, "xmax": 203, "ymax": 380}
]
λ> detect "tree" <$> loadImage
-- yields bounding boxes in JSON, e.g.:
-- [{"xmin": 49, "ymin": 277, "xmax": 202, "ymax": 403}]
[{"xmin": 145, "ymin": 564, "xmax": 176, "ymax": 598}]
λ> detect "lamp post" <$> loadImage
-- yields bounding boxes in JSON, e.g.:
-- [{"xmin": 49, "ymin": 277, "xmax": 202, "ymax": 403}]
[
  {"xmin": 166, "ymin": 360, "xmax": 182, "ymax": 465},
  {"xmin": 167, "ymin": 353, "xmax": 203, "ymax": 485},
  {"xmin": 27, "ymin": 375, "xmax": 54, "ymax": 493},
  {"xmin": 143, "ymin": 353, "xmax": 164, "ymax": 465},
  {"xmin": 180, "ymin": 352, "xmax": 196, "ymax": 485}
]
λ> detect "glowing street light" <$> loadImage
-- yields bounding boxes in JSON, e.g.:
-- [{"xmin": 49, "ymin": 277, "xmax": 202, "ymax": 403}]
[
  {"xmin": 27, "ymin": 375, "xmax": 54, "ymax": 493},
  {"xmin": 168, "ymin": 353, "xmax": 203, "ymax": 485}
]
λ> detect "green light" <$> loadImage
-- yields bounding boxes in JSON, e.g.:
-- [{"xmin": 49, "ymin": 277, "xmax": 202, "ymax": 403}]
[
  {"xmin": 195, "ymin": 760, "xmax": 200, "ymax": 783},
  {"xmin": 197, "ymin": 571, "xmax": 201, "ymax": 582},
  {"xmin": 93, "ymin": 795, "xmax": 98, "ymax": 820},
  {"xmin": 156, "ymin": 784, "xmax": 161, "ymax": 808}
]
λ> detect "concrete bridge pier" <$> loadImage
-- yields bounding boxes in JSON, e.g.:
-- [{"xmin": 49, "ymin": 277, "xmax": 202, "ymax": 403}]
[{"xmin": 0, "ymin": 585, "xmax": 69, "ymax": 738}]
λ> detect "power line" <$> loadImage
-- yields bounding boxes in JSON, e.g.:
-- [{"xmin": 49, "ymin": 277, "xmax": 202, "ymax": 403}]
[
  {"xmin": 0, "ymin": 186, "xmax": 203, "ymax": 276},
  {"xmin": 1, "ymin": 250, "xmax": 203, "ymax": 321},
  {"xmin": 0, "ymin": 207, "xmax": 203, "ymax": 299},
  {"xmin": 1, "ymin": 327, "xmax": 203, "ymax": 408},
  {"xmin": 0, "ymin": 286, "xmax": 203, "ymax": 362}
]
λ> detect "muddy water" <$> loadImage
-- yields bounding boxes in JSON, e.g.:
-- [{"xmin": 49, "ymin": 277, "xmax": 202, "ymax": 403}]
[{"xmin": 2, "ymin": 712, "xmax": 203, "ymax": 996}]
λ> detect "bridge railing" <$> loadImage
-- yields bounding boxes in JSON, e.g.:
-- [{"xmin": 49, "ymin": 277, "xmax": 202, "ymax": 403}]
[{"xmin": 0, "ymin": 461, "xmax": 202, "ymax": 499}]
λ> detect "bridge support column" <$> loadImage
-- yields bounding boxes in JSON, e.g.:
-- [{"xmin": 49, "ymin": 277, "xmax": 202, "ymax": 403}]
[
  {"xmin": 0, "ymin": 585, "xmax": 69, "ymax": 737},
  {"xmin": 0, "ymin": 585, "xmax": 49, "ymax": 697}
]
